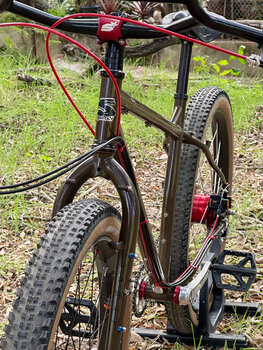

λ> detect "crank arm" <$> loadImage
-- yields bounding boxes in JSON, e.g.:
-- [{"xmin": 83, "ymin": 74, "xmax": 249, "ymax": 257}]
[{"xmin": 176, "ymin": 253, "xmax": 214, "ymax": 306}]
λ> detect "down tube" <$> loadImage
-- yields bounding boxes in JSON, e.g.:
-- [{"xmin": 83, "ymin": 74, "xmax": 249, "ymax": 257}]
[
  {"xmin": 121, "ymin": 41, "xmax": 193, "ymax": 284},
  {"xmin": 119, "ymin": 99, "xmax": 178, "ymax": 285}
]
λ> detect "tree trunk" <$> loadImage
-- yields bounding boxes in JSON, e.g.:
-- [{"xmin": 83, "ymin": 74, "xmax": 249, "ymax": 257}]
[
  {"xmin": 124, "ymin": 36, "xmax": 180, "ymax": 59},
  {"xmin": 19, "ymin": 0, "xmax": 49, "ymax": 11},
  {"xmin": 84, "ymin": 36, "xmax": 180, "ymax": 75},
  {"xmin": 19, "ymin": 0, "xmax": 50, "ymax": 57}
]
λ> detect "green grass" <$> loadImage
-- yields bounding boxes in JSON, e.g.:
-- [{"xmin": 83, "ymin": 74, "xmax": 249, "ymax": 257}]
[
  {"xmin": 0, "ymin": 47, "xmax": 262, "ymax": 256},
  {"xmin": 0, "ymin": 49, "xmax": 262, "ymax": 348},
  {"xmin": 0, "ymin": 52, "xmax": 261, "ymax": 183}
]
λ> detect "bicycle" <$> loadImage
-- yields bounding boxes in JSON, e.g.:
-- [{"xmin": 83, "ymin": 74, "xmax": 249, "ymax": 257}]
[{"xmin": 0, "ymin": 0, "xmax": 261, "ymax": 349}]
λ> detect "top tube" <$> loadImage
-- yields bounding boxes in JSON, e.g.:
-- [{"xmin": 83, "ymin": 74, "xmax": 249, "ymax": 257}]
[{"xmin": 7, "ymin": 0, "xmax": 263, "ymax": 46}]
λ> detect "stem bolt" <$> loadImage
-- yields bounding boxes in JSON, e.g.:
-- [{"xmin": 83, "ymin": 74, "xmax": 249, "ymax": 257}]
[{"xmin": 118, "ymin": 39, "xmax": 125, "ymax": 45}]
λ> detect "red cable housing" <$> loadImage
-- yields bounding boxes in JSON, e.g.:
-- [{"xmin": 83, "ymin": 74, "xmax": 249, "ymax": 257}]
[
  {"xmin": 0, "ymin": 22, "xmax": 121, "ymax": 136},
  {"xmin": 44, "ymin": 12, "xmax": 247, "ymax": 136},
  {"xmin": 0, "ymin": 16, "xmax": 243, "ymax": 287},
  {"xmin": 43, "ymin": 14, "xmax": 241, "ymax": 285},
  {"xmin": 1, "ymin": 15, "xmax": 248, "ymax": 137}
]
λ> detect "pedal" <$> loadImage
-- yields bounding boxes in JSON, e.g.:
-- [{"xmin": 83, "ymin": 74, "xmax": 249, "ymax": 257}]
[{"xmin": 211, "ymin": 250, "xmax": 257, "ymax": 292}]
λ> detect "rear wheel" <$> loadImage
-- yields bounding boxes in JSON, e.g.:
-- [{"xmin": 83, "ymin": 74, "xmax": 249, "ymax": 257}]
[
  {"xmin": 2, "ymin": 199, "xmax": 130, "ymax": 350},
  {"xmin": 166, "ymin": 87, "xmax": 234, "ymax": 334}
]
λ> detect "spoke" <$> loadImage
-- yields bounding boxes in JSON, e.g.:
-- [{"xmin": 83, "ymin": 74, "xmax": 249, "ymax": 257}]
[
  {"xmin": 210, "ymin": 126, "xmax": 220, "ymax": 193},
  {"xmin": 80, "ymin": 250, "xmax": 96, "ymax": 302},
  {"xmin": 76, "ymin": 248, "xmax": 99, "ymax": 348},
  {"xmin": 54, "ymin": 245, "xmax": 98, "ymax": 349},
  {"xmin": 190, "ymin": 205, "xmax": 209, "ymax": 254},
  {"xmin": 196, "ymin": 127, "xmax": 218, "ymax": 184},
  {"xmin": 68, "ymin": 266, "xmax": 81, "ymax": 350},
  {"xmin": 71, "ymin": 334, "xmax": 77, "ymax": 350},
  {"xmin": 199, "ymin": 157, "xmax": 213, "ymax": 194},
  {"xmin": 214, "ymin": 140, "xmax": 221, "ymax": 165},
  {"xmin": 213, "ymin": 140, "xmax": 221, "ymax": 193},
  {"xmin": 65, "ymin": 334, "xmax": 70, "ymax": 349},
  {"xmin": 77, "ymin": 248, "xmax": 98, "ymax": 348},
  {"xmin": 52, "ymin": 237, "xmax": 115, "ymax": 349},
  {"xmin": 191, "ymin": 122, "xmax": 221, "ymax": 258},
  {"xmin": 213, "ymin": 123, "xmax": 219, "ymax": 193},
  {"xmin": 191, "ymin": 235, "xmax": 198, "ymax": 260},
  {"xmin": 216, "ymin": 141, "xmax": 222, "ymax": 194},
  {"xmin": 83, "ymin": 250, "xmax": 99, "ymax": 348},
  {"xmin": 85, "ymin": 266, "xmax": 109, "ymax": 349},
  {"xmin": 98, "ymin": 312, "xmax": 108, "ymax": 345},
  {"xmin": 54, "ymin": 339, "xmax": 68, "ymax": 349}
]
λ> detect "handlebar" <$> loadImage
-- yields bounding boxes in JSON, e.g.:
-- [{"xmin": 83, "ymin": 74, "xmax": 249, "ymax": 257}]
[
  {"xmin": 4, "ymin": 0, "xmax": 263, "ymax": 46},
  {"xmin": 137, "ymin": 0, "xmax": 263, "ymax": 44},
  {"xmin": 180, "ymin": 0, "xmax": 263, "ymax": 45},
  {"xmin": 7, "ymin": 0, "xmax": 198, "ymax": 39}
]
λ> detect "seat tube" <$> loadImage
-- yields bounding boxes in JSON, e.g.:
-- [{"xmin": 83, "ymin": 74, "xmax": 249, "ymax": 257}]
[
  {"xmin": 159, "ymin": 40, "xmax": 193, "ymax": 279},
  {"xmin": 95, "ymin": 41, "xmax": 125, "ymax": 144}
]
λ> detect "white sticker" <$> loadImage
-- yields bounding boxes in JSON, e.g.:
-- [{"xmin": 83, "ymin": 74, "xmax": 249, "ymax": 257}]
[{"xmin": 101, "ymin": 22, "xmax": 119, "ymax": 32}]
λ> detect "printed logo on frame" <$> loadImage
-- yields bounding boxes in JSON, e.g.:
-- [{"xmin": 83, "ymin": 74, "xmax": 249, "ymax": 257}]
[{"xmin": 97, "ymin": 98, "xmax": 116, "ymax": 122}]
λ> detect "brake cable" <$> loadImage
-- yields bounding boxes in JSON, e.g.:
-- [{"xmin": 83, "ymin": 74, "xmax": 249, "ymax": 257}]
[
  {"xmin": 0, "ymin": 21, "xmax": 123, "ymax": 194},
  {"xmin": 0, "ymin": 21, "xmax": 122, "ymax": 135},
  {"xmin": 0, "ymin": 15, "xmax": 259, "ymax": 194},
  {"xmin": 46, "ymin": 12, "xmax": 257, "ymax": 138}
]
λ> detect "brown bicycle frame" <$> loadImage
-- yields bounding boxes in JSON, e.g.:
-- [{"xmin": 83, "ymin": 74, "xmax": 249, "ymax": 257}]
[
  {"xmin": 51, "ymin": 39, "xmax": 228, "ymax": 349},
  {"xmin": 2, "ymin": 1, "xmax": 263, "ymax": 348}
]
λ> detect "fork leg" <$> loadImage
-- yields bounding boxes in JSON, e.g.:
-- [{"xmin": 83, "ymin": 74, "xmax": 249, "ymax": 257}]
[{"xmin": 102, "ymin": 157, "xmax": 140, "ymax": 350}]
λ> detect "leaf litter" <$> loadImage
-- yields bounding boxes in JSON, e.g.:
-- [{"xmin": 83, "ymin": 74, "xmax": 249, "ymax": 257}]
[{"xmin": 0, "ymin": 109, "xmax": 262, "ymax": 350}]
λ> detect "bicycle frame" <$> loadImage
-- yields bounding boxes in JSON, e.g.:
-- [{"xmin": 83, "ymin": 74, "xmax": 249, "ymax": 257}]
[
  {"xmin": 2, "ymin": 1, "xmax": 262, "ymax": 349},
  {"xmin": 53, "ymin": 37, "xmax": 194, "ymax": 279},
  {"xmin": 48, "ymin": 37, "xmax": 195, "ymax": 348}
]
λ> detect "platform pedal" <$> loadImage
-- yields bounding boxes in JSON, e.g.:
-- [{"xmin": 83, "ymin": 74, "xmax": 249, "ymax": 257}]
[{"xmin": 211, "ymin": 250, "xmax": 257, "ymax": 292}]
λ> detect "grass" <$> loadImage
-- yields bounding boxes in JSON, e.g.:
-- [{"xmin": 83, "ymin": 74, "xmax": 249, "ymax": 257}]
[{"xmin": 0, "ymin": 48, "xmax": 262, "ymax": 348}]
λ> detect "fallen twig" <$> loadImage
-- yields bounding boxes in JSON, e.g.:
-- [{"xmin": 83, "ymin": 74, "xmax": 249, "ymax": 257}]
[{"xmin": 17, "ymin": 73, "xmax": 52, "ymax": 86}]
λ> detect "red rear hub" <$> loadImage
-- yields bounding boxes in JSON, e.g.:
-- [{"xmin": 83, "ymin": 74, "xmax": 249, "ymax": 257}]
[{"xmin": 191, "ymin": 194, "xmax": 215, "ymax": 227}]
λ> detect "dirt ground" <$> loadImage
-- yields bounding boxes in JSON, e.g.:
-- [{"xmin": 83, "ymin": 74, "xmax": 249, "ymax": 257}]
[{"xmin": 0, "ymin": 110, "xmax": 262, "ymax": 349}]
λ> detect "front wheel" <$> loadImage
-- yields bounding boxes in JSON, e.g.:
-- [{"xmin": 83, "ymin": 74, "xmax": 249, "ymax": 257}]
[
  {"xmin": 166, "ymin": 87, "xmax": 234, "ymax": 334},
  {"xmin": 2, "ymin": 199, "xmax": 130, "ymax": 350}
]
